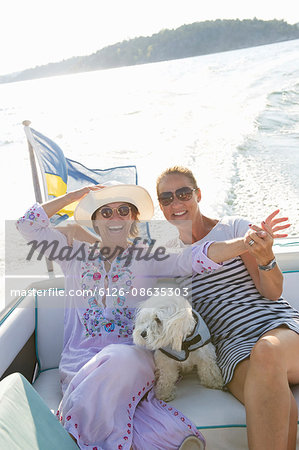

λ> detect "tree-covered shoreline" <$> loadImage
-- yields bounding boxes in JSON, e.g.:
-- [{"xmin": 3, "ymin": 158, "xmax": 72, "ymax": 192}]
[{"xmin": 1, "ymin": 19, "xmax": 299, "ymax": 84}]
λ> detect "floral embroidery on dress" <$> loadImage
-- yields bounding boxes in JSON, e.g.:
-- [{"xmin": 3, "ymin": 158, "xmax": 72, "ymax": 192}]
[
  {"xmin": 81, "ymin": 248, "xmax": 135, "ymax": 307},
  {"xmin": 16, "ymin": 203, "xmax": 45, "ymax": 226},
  {"xmin": 158, "ymin": 399, "xmax": 200, "ymax": 435},
  {"xmin": 81, "ymin": 308, "xmax": 105, "ymax": 337},
  {"xmin": 117, "ymin": 379, "xmax": 154, "ymax": 449},
  {"xmin": 81, "ymin": 306, "xmax": 135, "ymax": 337},
  {"xmin": 88, "ymin": 297, "xmax": 99, "ymax": 308},
  {"xmin": 196, "ymin": 259, "xmax": 216, "ymax": 274},
  {"xmin": 80, "ymin": 246, "xmax": 137, "ymax": 338},
  {"xmin": 110, "ymin": 260, "xmax": 134, "ymax": 306}
]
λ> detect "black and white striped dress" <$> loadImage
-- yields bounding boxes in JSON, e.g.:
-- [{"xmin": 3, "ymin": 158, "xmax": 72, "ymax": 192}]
[{"xmin": 173, "ymin": 216, "xmax": 299, "ymax": 385}]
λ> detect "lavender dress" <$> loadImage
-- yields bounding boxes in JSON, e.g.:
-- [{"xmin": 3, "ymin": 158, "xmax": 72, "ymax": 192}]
[{"xmin": 17, "ymin": 204, "xmax": 221, "ymax": 450}]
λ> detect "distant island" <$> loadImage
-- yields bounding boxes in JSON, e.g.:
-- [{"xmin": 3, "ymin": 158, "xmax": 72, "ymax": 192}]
[{"xmin": 1, "ymin": 19, "xmax": 299, "ymax": 84}]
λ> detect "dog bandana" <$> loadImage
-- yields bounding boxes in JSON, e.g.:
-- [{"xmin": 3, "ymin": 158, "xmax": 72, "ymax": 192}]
[{"xmin": 160, "ymin": 310, "xmax": 211, "ymax": 362}]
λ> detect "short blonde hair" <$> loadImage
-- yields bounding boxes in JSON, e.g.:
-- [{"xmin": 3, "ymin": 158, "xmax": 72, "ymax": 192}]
[{"xmin": 156, "ymin": 166, "xmax": 198, "ymax": 196}]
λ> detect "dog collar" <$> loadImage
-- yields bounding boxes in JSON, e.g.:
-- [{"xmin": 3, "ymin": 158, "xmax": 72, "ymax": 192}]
[{"xmin": 160, "ymin": 310, "xmax": 211, "ymax": 362}]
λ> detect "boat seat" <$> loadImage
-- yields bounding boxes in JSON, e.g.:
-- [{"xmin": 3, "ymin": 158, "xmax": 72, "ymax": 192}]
[{"xmin": 29, "ymin": 271, "xmax": 299, "ymax": 449}]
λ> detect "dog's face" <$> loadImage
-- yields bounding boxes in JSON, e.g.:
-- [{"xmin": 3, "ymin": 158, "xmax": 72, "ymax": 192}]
[{"xmin": 133, "ymin": 295, "xmax": 195, "ymax": 351}]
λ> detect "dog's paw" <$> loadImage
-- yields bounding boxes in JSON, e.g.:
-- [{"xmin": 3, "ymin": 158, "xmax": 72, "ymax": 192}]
[
  {"xmin": 197, "ymin": 364, "xmax": 223, "ymax": 390},
  {"xmin": 156, "ymin": 390, "xmax": 176, "ymax": 402},
  {"xmin": 154, "ymin": 385, "xmax": 176, "ymax": 402},
  {"xmin": 209, "ymin": 371, "xmax": 224, "ymax": 390}
]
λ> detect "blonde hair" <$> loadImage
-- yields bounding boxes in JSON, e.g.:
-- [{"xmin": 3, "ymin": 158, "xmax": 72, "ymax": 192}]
[
  {"xmin": 129, "ymin": 204, "xmax": 140, "ymax": 237},
  {"xmin": 156, "ymin": 166, "xmax": 198, "ymax": 196}
]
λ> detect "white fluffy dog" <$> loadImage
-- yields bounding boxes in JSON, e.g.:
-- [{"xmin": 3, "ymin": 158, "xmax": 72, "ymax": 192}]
[{"xmin": 133, "ymin": 295, "xmax": 223, "ymax": 402}]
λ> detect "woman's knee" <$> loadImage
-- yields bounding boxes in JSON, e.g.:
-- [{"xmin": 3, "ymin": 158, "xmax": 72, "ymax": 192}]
[{"xmin": 250, "ymin": 337, "xmax": 284, "ymax": 373}]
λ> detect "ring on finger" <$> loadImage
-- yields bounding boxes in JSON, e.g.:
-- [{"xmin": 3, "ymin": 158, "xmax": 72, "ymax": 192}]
[{"xmin": 248, "ymin": 239, "xmax": 255, "ymax": 246}]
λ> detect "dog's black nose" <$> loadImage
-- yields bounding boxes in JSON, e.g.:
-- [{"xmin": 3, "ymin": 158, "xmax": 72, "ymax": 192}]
[{"xmin": 141, "ymin": 330, "xmax": 147, "ymax": 338}]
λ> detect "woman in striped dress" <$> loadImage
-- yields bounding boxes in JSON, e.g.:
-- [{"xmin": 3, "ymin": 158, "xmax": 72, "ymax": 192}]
[{"xmin": 156, "ymin": 166, "xmax": 299, "ymax": 450}]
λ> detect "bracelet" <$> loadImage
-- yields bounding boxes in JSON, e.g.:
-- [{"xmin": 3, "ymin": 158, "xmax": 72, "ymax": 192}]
[{"xmin": 258, "ymin": 257, "xmax": 277, "ymax": 271}]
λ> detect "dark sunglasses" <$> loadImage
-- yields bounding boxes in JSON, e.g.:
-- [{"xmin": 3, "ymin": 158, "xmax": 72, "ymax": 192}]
[
  {"xmin": 98, "ymin": 205, "xmax": 131, "ymax": 219},
  {"xmin": 158, "ymin": 187, "xmax": 197, "ymax": 206}
]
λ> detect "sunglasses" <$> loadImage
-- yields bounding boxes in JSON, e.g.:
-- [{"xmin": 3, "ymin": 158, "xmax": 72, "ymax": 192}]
[
  {"xmin": 158, "ymin": 187, "xmax": 197, "ymax": 206},
  {"xmin": 98, "ymin": 205, "xmax": 131, "ymax": 219}
]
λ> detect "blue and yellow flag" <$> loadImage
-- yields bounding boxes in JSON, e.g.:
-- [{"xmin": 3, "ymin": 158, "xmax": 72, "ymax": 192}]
[
  {"xmin": 26, "ymin": 126, "xmax": 137, "ymax": 224},
  {"xmin": 30, "ymin": 128, "xmax": 68, "ymax": 198}
]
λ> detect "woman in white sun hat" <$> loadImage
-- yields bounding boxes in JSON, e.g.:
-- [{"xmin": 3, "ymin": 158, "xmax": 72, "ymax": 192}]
[{"xmin": 17, "ymin": 183, "xmax": 259, "ymax": 450}]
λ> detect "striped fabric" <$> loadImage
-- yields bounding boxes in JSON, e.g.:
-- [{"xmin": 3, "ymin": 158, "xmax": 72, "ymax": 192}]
[{"xmin": 173, "ymin": 216, "xmax": 299, "ymax": 385}]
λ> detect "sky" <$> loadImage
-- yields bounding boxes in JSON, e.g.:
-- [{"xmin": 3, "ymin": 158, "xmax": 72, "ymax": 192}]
[{"xmin": 1, "ymin": 0, "xmax": 299, "ymax": 76}]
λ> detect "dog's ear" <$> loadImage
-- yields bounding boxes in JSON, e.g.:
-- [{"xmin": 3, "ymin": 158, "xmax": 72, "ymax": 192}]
[
  {"xmin": 169, "ymin": 308, "xmax": 194, "ymax": 352},
  {"xmin": 171, "ymin": 333, "xmax": 183, "ymax": 352},
  {"xmin": 168, "ymin": 315, "xmax": 185, "ymax": 351}
]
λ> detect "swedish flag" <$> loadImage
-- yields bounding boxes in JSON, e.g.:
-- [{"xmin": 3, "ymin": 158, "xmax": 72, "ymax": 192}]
[
  {"xmin": 30, "ymin": 128, "xmax": 68, "ymax": 198},
  {"xmin": 24, "ymin": 123, "xmax": 137, "ymax": 224}
]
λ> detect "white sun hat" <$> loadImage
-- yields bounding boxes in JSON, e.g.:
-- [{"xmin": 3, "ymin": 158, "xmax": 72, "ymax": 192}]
[{"xmin": 74, "ymin": 184, "xmax": 154, "ymax": 228}]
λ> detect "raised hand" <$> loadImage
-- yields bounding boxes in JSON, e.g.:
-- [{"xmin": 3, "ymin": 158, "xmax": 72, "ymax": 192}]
[
  {"xmin": 260, "ymin": 209, "xmax": 290, "ymax": 238},
  {"xmin": 42, "ymin": 184, "xmax": 106, "ymax": 218},
  {"xmin": 69, "ymin": 184, "xmax": 106, "ymax": 202}
]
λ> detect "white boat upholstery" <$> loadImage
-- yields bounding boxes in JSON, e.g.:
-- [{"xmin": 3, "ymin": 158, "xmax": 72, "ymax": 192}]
[
  {"xmin": 35, "ymin": 287, "xmax": 64, "ymax": 371},
  {"xmin": 1, "ymin": 270, "xmax": 299, "ymax": 449},
  {"xmin": 0, "ymin": 295, "xmax": 35, "ymax": 377},
  {"xmin": 28, "ymin": 271, "xmax": 299, "ymax": 449}
]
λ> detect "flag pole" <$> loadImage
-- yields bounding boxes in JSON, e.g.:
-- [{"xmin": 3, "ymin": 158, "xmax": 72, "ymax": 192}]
[{"xmin": 23, "ymin": 120, "xmax": 54, "ymax": 272}]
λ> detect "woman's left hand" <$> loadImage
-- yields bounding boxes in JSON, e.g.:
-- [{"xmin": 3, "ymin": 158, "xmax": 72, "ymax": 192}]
[
  {"xmin": 243, "ymin": 222, "xmax": 284, "ymax": 300},
  {"xmin": 261, "ymin": 209, "xmax": 290, "ymax": 238},
  {"xmin": 244, "ymin": 227, "xmax": 275, "ymax": 266}
]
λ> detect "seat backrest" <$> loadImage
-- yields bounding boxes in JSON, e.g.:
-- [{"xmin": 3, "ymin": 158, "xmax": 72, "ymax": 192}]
[
  {"xmin": 282, "ymin": 271, "xmax": 299, "ymax": 311},
  {"xmin": 35, "ymin": 289, "xmax": 64, "ymax": 371}
]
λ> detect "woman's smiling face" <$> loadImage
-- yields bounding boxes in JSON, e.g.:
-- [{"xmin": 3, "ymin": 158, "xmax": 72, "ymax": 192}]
[
  {"xmin": 157, "ymin": 174, "xmax": 201, "ymax": 224},
  {"xmin": 93, "ymin": 201, "xmax": 134, "ymax": 245}
]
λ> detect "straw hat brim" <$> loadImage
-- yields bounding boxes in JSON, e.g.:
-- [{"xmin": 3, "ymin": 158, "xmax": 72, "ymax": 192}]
[{"xmin": 74, "ymin": 184, "xmax": 154, "ymax": 229}]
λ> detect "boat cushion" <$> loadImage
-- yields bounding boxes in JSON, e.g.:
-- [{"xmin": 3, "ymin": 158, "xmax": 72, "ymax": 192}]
[
  {"xmin": 0, "ymin": 295, "xmax": 35, "ymax": 378},
  {"xmin": 34, "ymin": 367, "xmax": 299, "ymax": 450},
  {"xmin": 0, "ymin": 372, "xmax": 78, "ymax": 450},
  {"xmin": 35, "ymin": 289, "xmax": 64, "ymax": 370},
  {"xmin": 33, "ymin": 368, "xmax": 62, "ymax": 414},
  {"xmin": 32, "ymin": 271, "xmax": 299, "ymax": 449}
]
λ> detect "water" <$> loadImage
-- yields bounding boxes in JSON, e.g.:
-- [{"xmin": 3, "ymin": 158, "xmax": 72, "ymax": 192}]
[{"xmin": 1, "ymin": 39, "xmax": 299, "ymax": 309}]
